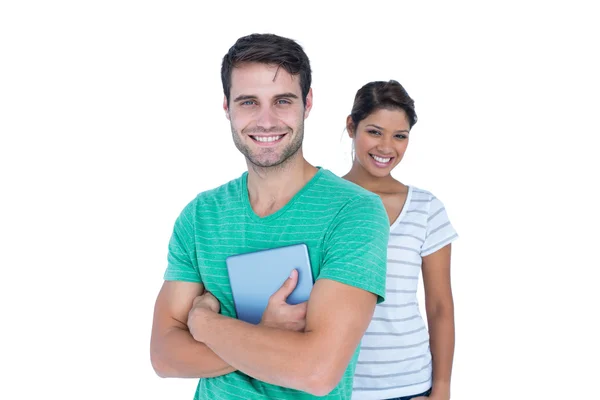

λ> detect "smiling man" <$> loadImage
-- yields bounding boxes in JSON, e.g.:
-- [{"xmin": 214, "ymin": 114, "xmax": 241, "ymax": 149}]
[{"xmin": 150, "ymin": 33, "xmax": 390, "ymax": 400}]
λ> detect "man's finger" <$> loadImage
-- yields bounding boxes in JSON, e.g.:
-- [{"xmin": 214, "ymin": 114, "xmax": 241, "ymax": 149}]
[
  {"xmin": 292, "ymin": 302, "xmax": 308, "ymax": 318},
  {"xmin": 203, "ymin": 290, "xmax": 216, "ymax": 300},
  {"xmin": 270, "ymin": 269, "xmax": 299, "ymax": 302},
  {"xmin": 191, "ymin": 295, "xmax": 202, "ymax": 306}
]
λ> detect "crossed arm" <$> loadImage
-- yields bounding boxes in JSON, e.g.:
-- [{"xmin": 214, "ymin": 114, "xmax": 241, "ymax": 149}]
[
  {"xmin": 150, "ymin": 281, "xmax": 235, "ymax": 378},
  {"xmin": 150, "ymin": 277, "xmax": 378, "ymax": 396}
]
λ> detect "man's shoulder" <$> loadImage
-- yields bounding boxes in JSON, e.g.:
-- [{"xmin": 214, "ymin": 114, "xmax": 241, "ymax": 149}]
[
  {"xmin": 177, "ymin": 173, "xmax": 245, "ymax": 219},
  {"xmin": 316, "ymin": 169, "xmax": 382, "ymax": 202},
  {"xmin": 192, "ymin": 172, "xmax": 245, "ymax": 204},
  {"xmin": 314, "ymin": 169, "xmax": 387, "ymax": 223}
]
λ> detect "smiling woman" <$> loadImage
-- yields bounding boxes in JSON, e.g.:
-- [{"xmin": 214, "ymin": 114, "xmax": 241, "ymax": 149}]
[
  {"xmin": 342, "ymin": 80, "xmax": 457, "ymax": 400},
  {"xmin": 351, "ymin": 108, "xmax": 411, "ymax": 174}
]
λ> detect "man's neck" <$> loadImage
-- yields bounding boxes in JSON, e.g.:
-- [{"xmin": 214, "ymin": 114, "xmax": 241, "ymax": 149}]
[{"xmin": 246, "ymin": 154, "xmax": 318, "ymax": 217}]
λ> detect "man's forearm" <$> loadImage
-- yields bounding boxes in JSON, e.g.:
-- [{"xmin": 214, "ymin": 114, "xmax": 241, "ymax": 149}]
[
  {"xmin": 151, "ymin": 326, "xmax": 236, "ymax": 378},
  {"xmin": 192, "ymin": 309, "xmax": 335, "ymax": 395}
]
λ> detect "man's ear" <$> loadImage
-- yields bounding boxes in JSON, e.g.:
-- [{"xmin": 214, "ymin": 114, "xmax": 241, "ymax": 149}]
[
  {"xmin": 223, "ymin": 96, "xmax": 230, "ymax": 120},
  {"xmin": 303, "ymin": 88, "xmax": 313, "ymax": 119}
]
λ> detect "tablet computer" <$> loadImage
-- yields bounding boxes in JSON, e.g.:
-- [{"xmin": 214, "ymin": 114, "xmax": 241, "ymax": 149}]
[{"xmin": 225, "ymin": 243, "xmax": 314, "ymax": 324}]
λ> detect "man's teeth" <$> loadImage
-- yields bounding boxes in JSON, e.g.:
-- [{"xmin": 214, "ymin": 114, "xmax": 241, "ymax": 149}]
[
  {"xmin": 254, "ymin": 135, "xmax": 282, "ymax": 142},
  {"xmin": 372, "ymin": 155, "xmax": 391, "ymax": 163}
]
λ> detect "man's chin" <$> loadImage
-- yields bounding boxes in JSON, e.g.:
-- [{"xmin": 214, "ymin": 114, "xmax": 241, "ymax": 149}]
[{"xmin": 248, "ymin": 158, "xmax": 285, "ymax": 169}]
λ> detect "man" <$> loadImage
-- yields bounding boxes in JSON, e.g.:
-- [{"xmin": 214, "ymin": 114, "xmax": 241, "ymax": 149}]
[{"xmin": 150, "ymin": 33, "xmax": 389, "ymax": 399}]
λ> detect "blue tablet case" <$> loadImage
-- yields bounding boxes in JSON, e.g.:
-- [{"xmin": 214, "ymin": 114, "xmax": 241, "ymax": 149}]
[{"xmin": 225, "ymin": 243, "xmax": 314, "ymax": 324}]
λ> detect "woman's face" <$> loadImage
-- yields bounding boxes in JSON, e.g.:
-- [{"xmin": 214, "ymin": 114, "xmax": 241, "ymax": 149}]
[{"xmin": 349, "ymin": 108, "xmax": 411, "ymax": 178}]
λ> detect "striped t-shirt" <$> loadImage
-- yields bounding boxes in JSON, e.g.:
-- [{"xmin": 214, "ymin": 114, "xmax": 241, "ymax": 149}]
[
  {"xmin": 163, "ymin": 167, "xmax": 390, "ymax": 400},
  {"xmin": 352, "ymin": 186, "xmax": 458, "ymax": 400}
]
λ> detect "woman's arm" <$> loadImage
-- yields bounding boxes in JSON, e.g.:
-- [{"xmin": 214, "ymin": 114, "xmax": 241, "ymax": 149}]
[{"xmin": 422, "ymin": 244, "xmax": 455, "ymax": 399}]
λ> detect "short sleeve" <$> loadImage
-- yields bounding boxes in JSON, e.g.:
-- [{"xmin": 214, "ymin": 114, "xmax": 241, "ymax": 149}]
[
  {"xmin": 163, "ymin": 199, "xmax": 201, "ymax": 283},
  {"xmin": 421, "ymin": 195, "xmax": 459, "ymax": 257},
  {"xmin": 317, "ymin": 194, "xmax": 389, "ymax": 304}
]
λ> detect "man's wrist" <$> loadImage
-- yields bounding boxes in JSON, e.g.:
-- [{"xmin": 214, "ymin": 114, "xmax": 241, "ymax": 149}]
[{"xmin": 189, "ymin": 307, "xmax": 215, "ymax": 342}]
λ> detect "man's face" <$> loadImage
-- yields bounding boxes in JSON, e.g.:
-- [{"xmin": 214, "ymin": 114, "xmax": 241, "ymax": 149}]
[{"xmin": 224, "ymin": 62, "xmax": 312, "ymax": 168}]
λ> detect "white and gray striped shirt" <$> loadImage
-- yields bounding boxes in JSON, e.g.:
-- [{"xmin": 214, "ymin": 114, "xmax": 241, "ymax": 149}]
[{"xmin": 352, "ymin": 186, "xmax": 458, "ymax": 400}]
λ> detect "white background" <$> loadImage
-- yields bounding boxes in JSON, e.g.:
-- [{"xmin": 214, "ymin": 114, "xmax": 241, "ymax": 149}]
[{"xmin": 1, "ymin": 1, "xmax": 599, "ymax": 399}]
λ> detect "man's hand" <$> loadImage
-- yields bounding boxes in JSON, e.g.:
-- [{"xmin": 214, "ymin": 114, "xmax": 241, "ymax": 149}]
[
  {"xmin": 260, "ymin": 269, "xmax": 307, "ymax": 332},
  {"xmin": 188, "ymin": 290, "xmax": 220, "ymax": 341}
]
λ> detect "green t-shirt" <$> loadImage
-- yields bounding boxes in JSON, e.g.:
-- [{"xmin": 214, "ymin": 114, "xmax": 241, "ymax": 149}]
[{"xmin": 164, "ymin": 167, "xmax": 389, "ymax": 399}]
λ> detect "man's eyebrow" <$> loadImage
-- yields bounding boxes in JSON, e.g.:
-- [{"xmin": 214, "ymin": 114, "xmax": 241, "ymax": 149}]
[
  {"xmin": 233, "ymin": 93, "xmax": 300, "ymax": 102},
  {"xmin": 274, "ymin": 92, "xmax": 299, "ymax": 99},
  {"xmin": 233, "ymin": 94, "xmax": 256, "ymax": 102}
]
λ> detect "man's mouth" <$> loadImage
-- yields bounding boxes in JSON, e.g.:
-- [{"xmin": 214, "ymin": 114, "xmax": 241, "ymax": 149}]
[{"xmin": 249, "ymin": 134, "xmax": 287, "ymax": 144}]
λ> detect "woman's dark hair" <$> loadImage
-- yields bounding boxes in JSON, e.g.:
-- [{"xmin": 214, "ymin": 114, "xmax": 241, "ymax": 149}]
[
  {"xmin": 221, "ymin": 33, "xmax": 312, "ymax": 106},
  {"xmin": 349, "ymin": 80, "xmax": 417, "ymax": 131}
]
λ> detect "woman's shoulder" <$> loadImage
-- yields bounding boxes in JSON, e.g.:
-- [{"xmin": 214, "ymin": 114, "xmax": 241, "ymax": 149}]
[
  {"xmin": 407, "ymin": 184, "xmax": 433, "ymax": 197},
  {"xmin": 406, "ymin": 185, "xmax": 450, "ymax": 205}
]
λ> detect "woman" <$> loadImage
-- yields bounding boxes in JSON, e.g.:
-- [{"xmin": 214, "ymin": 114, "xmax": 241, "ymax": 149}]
[{"xmin": 344, "ymin": 80, "xmax": 458, "ymax": 400}]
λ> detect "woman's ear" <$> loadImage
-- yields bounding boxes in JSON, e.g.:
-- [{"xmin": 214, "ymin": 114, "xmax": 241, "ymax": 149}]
[{"xmin": 346, "ymin": 115, "xmax": 355, "ymax": 138}]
